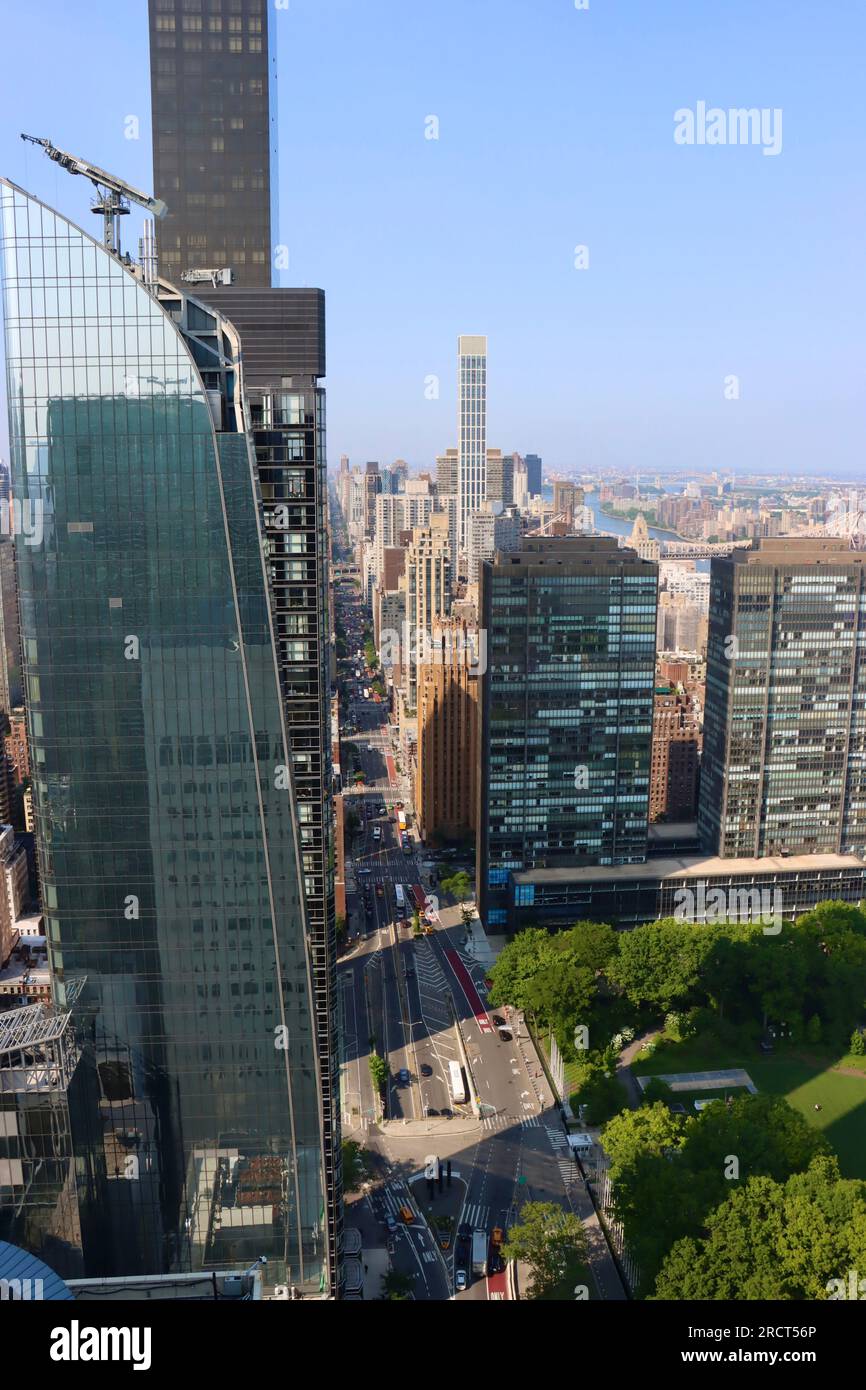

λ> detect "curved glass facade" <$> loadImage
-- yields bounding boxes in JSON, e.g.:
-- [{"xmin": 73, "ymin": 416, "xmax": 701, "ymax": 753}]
[{"xmin": 0, "ymin": 181, "xmax": 327, "ymax": 1289}]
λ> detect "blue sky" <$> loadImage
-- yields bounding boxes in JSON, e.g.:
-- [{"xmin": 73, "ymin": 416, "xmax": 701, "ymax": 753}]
[{"xmin": 1, "ymin": 0, "xmax": 864, "ymax": 476}]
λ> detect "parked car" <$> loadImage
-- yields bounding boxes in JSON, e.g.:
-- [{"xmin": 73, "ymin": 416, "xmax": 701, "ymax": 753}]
[
  {"xmin": 492, "ymin": 1015, "xmax": 506, "ymax": 1026},
  {"xmin": 420, "ymin": 1064, "xmax": 432, "ymax": 1077},
  {"xmin": 498, "ymin": 1030, "xmax": 512, "ymax": 1041},
  {"xmin": 455, "ymin": 1269, "xmax": 467, "ymax": 1291},
  {"xmin": 398, "ymin": 1068, "xmax": 410, "ymax": 1084}
]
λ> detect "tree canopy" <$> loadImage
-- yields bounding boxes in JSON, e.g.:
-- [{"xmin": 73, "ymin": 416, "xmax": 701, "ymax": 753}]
[
  {"xmin": 501, "ymin": 1201, "xmax": 589, "ymax": 1301},
  {"xmin": 652, "ymin": 1154, "xmax": 866, "ymax": 1300}
]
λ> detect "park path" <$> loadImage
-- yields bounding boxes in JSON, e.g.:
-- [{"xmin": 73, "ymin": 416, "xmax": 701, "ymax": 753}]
[{"xmin": 616, "ymin": 1028, "xmax": 660, "ymax": 1108}]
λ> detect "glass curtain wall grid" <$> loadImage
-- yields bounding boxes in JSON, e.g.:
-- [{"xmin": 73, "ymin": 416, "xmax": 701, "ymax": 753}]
[{"xmin": 0, "ymin": 181, "xmax": 328, "ymax": 1290}]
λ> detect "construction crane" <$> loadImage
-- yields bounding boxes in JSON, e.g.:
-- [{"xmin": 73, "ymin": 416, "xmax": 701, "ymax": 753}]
[{"xmin": 20, "ymin": 134, "xmax": 167, "ymax": 258}]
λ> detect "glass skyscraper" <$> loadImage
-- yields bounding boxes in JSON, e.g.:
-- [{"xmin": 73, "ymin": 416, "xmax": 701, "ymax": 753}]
[
  {"xmin": 699, "ymin": 539, "xmax": 866, "ymax": 860},
  {"xmin": 148, "ymin": 0, "xmax": 342, "ymax": 1291},
  {"xmin": 0, "ymin": 180, "xmax": 328, "ymax": 1289},
  {"xmin": 148, "ymin": 0, "xmax": 277, "ymax": 287},
  {"xmin": 477, "ymin": 538, "xmax": 658, "ymax": 929}
]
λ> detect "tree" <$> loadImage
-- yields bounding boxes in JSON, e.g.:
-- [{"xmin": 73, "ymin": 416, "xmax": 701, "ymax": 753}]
[
  {"xmin": 441, "ymin": 870, "xmax": 472, "ymax": 906},
  {"xmin": 380, "ymin": 1270, "xmax": 413, "ymax": 1300},
  {"xmin": 806, "ymin": 1013, "xmax": 822, "ymax": 1044},
  {"xmin": 555, "ymin": 920, "xmax": 619, "ymax": 975},
  {"xmin": 341, "ymin": 1139, "xmax": 366, "ymax": 1192},
  {"xmin": 368, "ymin": 1052, "xmax": 389, "ymax": 1093},
  {"xmin": 607, "ymin": 918, "xmax": 708, "ymax": 1012},
  {"xmin": 487, "ymin": 928, "xmax": 556, "ymax": 1012},
  {"xmin": 524, "ymin": 962, "xmax": 596, "ymax": 1045},
  {"xmin": 573, "ymin": 1067, "xmax": 628, "ymax": 1125},
  {"xmin": 501, "ymin": 1202, "xmax": 589, "ymax": 1300},
  {"xmin": 683, "ymin": 1092, "xmax": 828, "ymax": 1186},
  {"xmin": 606, "ymin": 1093, "xmax": 829, "ymax": 1295},
  {"xmin": 603, "ymin": 1102, "xmax": 686, "ymax": 1177},
  {"xmin": 652, "ymin": 1155, "xmax": 866, "ymax": 1300}
]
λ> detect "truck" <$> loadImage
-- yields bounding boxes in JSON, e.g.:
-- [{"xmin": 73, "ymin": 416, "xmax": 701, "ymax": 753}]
[{"xmin": 471, "ymin": 1230, "xmax": 488, "ymax": 1278}]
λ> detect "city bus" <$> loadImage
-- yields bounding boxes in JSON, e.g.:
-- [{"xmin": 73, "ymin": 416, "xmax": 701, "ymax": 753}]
[
  {"xmin": 397, "ymin": 810, "xmax": 407, "ymax": 833},
  {"xmin": 394, "ymin": 883, "xmax": 405, "ymax": 913},
  {"xmin": 448, "ymin": 1060, "xmax": 467, "ymax": 1105}
]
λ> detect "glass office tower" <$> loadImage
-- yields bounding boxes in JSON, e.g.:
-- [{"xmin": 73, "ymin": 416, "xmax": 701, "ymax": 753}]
[
  {"xmin": 477, "ymin": 538, "xmax": 658, "ymax": 928},
  {"xmin": 148, "ymin": 0, "xmax": 277, "ymax": 287},
  {"xmin": 0, "ymin": 180, "xmax": 328, "ymax": 1289},
  {"xmin": 148, "ymin": 2, "xmax": 343, "ymax": 1290},
  {"xmin": 699, "ymin": 539, "xmax": 866, "ymax": 860}
]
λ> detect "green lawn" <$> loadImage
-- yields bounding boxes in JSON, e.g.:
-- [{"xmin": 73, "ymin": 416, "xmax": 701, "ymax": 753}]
[
  {"xmin": 750, "ymin": 1059, "xmax": 866, "ymax": 1179},
  {"xmin": 632, "ymin": 1036, "xmax": 866, "ymax": 1180}
]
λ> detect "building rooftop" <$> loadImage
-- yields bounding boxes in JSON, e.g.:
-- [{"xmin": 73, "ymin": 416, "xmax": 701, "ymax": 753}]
[
  {"xmin": 728, "ymin": 538, "xmax": 866, "ymax": 566},
  {"xmin": 513, "ymin": 851, "xmax": 866, "ymax": 886},
  {"xmin": 489, "ymin": 536, "xmax": 655, "ymax": 573}
]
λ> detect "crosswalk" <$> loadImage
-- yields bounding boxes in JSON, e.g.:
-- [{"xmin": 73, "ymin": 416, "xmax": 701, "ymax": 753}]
[
  {"xmin": 462, "ymin": 1202, "xmax": 489, "ymax": 1228},
  {"xmin": 545, "ymin": 1123, "xmax": 580, "ymax": 1189},
  {"xmin": 480, "ymin": 1112, "xmax": 540, "ymax": 1132}
]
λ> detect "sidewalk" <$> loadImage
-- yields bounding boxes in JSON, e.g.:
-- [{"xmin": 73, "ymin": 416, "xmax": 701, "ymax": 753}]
[{"xmin": 520, "ymin": 1030, "xmax": 628, "ymax": 1301}]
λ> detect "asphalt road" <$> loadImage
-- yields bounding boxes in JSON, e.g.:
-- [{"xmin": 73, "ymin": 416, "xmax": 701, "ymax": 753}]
[{"xmin": 335, "ymin": 590, "xmax": 616, "ymax": 1302}]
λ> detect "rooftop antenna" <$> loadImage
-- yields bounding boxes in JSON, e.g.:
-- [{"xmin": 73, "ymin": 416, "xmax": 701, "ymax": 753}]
[{"xmin": 20, "ymin": 134, "xmax": 167, "ymax": 259}]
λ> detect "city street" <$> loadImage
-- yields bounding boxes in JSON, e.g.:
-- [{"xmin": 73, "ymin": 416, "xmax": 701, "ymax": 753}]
[{"xmin": 335, "ymin": 585, "xmax": 623, "ymax": 1301}]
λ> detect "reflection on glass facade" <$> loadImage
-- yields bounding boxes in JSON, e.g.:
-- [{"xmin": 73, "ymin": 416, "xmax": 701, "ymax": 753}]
[
  {"xmin": 0, "ymin": 181, "xmax": 327, "ymax": 1290},
  {"xmin": 699, "ymin": 540, "xmax": 866, "ymax": 860},
  {"xmin": 477, "ymin": 538, "xmax": 658, "ymax": 928}
]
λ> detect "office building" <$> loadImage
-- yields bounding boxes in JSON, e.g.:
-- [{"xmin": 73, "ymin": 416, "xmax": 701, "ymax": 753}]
[
  {"xmin": 403, "ymin": 513, "xmax": 452, "ymax": 712},
  {"xmin": 436, "ymin": 449, "xmax": 458, "ymax": 496},
  {"xmin": 649, "ymin": 687, "xmax": 701, "ymax": 822},
  {"xmin": 509, "ymin": 852, "xmax": 866, "ymax": 932},
  {"xmin": 416, "ymin": 622, "xmax": 480, "ymax": 845},
  {"xmin": 363, "ymin": 462, "xmax": 382, "ymax": 539},
  {"xmin": 477, "ymin": 538, "xmax": 658, "ymax": 928},
  {"xmin": 486, "ymin": 450, "xmax": 514, "ymax": 508},
  {"xmin": 4, "ymin": 707, "xmax": 28, "ymax": 782},
  {"xmin": 525, "ymin": 453, "xmax": 542, "ymax": 498},
  {"xmin": 0, "ymin": 177, "xmax": 329, "ymax": 1286},
  {"xmin": 552, "ymin": 480, "xmax": 584, "ymax": 528},
  {"xmin": 699, "ymin": 539, "xmax": 866, "ymax": 860},
  {"xmin": 457, "ymin": 335, "xmax": 487, "ymax": 554},
  {"xmin": 467, "ymin": 503, "xmax": 521, "ymax": 584},
  {"xmin": 149, "ymin": 7, "xmax": 343, "ymax": 1288},
  {"xmin": 148, "ymin": 0, "xmax": 276, "ymax": 287}
]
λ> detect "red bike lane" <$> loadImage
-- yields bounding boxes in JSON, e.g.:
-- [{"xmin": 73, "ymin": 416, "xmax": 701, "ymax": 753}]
[{"xmin": 443, "ymin": 948, "xmax": 494, "ymax": 1034}]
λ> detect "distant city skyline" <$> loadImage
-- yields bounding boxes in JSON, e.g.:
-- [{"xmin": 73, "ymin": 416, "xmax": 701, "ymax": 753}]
[{"xmin": 1, "ymin": 0, "xmax": 864, "ymax": 476}]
